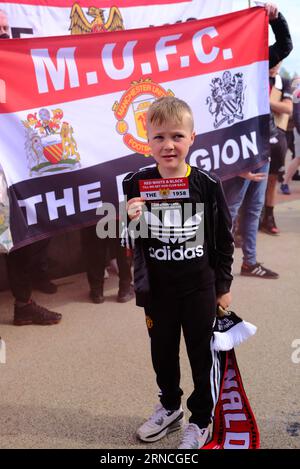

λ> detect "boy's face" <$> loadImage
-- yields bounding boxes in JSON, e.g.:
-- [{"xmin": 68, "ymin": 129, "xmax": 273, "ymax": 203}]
[{"xmin": 147, "ymin": 113, "xmax": 195, "ymax": 174}]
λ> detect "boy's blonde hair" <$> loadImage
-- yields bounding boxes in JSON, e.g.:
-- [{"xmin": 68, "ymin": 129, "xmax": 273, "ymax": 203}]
[{"xmin": 147, "ymin": 96, "xmax": 194, "ymax": 131}]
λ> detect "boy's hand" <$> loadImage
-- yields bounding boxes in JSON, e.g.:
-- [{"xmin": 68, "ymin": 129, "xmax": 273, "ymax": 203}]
[
  {"xmin": 217, "ymin": 291, "xmax": 232, "ymax": 310},
  {"xmin": 127, "ymin": 197, "xmax": 145, "ymax": 220}
]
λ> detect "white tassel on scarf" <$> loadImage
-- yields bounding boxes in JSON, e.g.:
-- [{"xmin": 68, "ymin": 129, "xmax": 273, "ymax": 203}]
[{"xmin": 213, "ymin": 306, "xmax": 257, "ymax": 351}]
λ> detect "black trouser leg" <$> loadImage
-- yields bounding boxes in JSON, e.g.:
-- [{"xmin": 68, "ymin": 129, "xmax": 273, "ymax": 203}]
[
  {"xmin": 108, "ymin": 220, "xmax": 132, "ymax": 289},
  {"xmin": 145, "ymin": 287, "xmax": 216, "ymax": 425},
  {"xmin": 145, "ymin": 296, "xmax": 183, "ymax": 410},
  {"xmin": 6, "ymin": 245, "xmax": 32, "ymax": 303},
  {"xmin": 30, "ymin": 238, "xmax": 51, "ymax": 282},
  {"xmin": 81, "ymin": 225, "xmax": 108, "ymax": 290},
  {"xmin": 180, "ymin": 287, "xmax": 216, "ymax": 428},
  {"xmin": 115, "ymin": 241, "xmax": 132, "ymax": 289}
]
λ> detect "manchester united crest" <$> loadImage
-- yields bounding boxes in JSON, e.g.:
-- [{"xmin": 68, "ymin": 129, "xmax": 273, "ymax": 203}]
[
  {"xmin": 69, "ymin": 3, "xmax": 124, "ymax": 34},
  {"xmin": 206, "ymin": 71, "xmax": 245, "ymax": 128},
  {"xmin": 159, "ymin": 188, "xmax": 171, "ymax": 199},
  {"xmin": 145, "ymin": 316, "xmax": 153, "ymax": 330},
  {"xmin": 112, "ymin": 79, "xmax": 174, "ymax": 156},
  {"xmin": 21, "ymin": 108, "xmax": 81, "ymax": 177}
]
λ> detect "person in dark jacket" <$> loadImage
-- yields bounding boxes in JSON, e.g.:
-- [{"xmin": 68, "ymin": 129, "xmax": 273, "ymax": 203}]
[
  {"xmin": 260, "ymin": 62, "xmax": 293, "ymax": 234},
  {"xmin": 123, "ymin": 96, "xmax": 234, "ymax": 449},
  {"xmin": 268, "ymin": 8, "xmax": 293, "ymax": 69}
]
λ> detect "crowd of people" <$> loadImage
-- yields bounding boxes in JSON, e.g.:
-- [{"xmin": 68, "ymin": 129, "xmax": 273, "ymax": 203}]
[
  {"xmin": 223, "ymin": 2, "xmax": 294, "ymax": 280},
  {"xmin": 0, "ymin": 1, "xmax": 298, "ymax": 451}
]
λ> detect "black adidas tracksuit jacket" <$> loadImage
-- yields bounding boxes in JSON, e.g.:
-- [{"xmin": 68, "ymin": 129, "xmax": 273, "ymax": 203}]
[{"xmin": 122, "ymin": 165, "xmax": 234, "ymax": 307}]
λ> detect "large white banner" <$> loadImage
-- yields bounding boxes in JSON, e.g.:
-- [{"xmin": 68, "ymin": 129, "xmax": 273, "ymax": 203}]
[
  {"xmin": 1, "ymin": 0, "xmax": 233, "ymax": 38},
  {"xmin": 0, "ymin": 7, "xmax": 269, "ymax": 249}
]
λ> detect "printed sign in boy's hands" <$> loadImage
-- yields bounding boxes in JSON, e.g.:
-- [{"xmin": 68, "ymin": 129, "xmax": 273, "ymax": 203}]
[
  {"xmin": 127, "ymin": 197, "xmax": 145, "ymax": 220},
  {"xmin": 139, "ymin": 178, "xmax": 190, "ymax": 201}
]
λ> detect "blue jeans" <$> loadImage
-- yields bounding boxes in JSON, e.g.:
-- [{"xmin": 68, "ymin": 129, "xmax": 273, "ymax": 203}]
[{"xmin": 222, "ymin": 161, "xmax": 269, "ymax": 265}]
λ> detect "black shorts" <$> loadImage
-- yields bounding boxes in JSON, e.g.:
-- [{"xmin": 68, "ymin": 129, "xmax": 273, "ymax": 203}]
[{"xmin": 269, "ymin": 128, "xmax": 288, "ymax": 175}]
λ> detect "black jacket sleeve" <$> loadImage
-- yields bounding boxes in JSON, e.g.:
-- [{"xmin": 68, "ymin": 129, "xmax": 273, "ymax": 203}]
[
  {"xmin": 121, "ymin": 171, "xmax": 150, "ymax": 307},
  {"xmin": 213, "ymin": 179, "xmax": 234, "ymax": 295},
  {"xmin": 120, "ymin": 172, "xmax": 136, "ymax": 249},
  {"xmin": 269, "ymin": 12, "xmax": 293, "ymax": 68},
  {"xmin": 122, "ymin": 171, "xmax": 136, "ymax": 200}
]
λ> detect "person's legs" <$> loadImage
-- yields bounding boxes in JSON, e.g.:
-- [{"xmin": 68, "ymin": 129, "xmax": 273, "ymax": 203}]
[
  {"xmin": 113, "ymin": 220, "xmax": 134, "ymax": 302},
  {"xmin": 30, "ymin": 238, "xmax": 57, "ymax": 293},
  {"xmin": 222, "ymin": 176, "xmax": 250, "ymax": 251},
  {"xmin": 180, "ymin": 287, "xmax": 217, "ymax": 429},
  {"xmin": 261, "ymin": 173, "xmax": 280, "ymax": 235},
  {"xmin": 30, "ymin": 238, "xmax": 49, "ymax": 279},
  {"xmin": 81, "ymin": 225, "xmax": 108, "ymax": 303},
  {"xmin": 6, "ymin": 245, "xmax": 62, "ymax": 325},
  {"xmin": 115, "ymin": 244, "xmax": 132, "ymax": 287},
  {"xmin": 177, "ymin": 286, "xmax": 216, "ymax": 449},
  {"xmin": 265, "ymin": 174, "xmax": 277, "ymax": 207},
  {"xmin": 136, "ymin": 294, "xmax": 184, "ymax": 442},
  {"xmin": 115, "ymin": 244, "xmax": 134, "ymax": 302},
  {"xmin": 284, "ymin": 156, "xmax": 300, "ymax": 183},
  {"xmin": 232, "ymin": 208, "xmax": 244, "ymax": 248},
  {"xmin": 282, "ymin": 129, "xmax": 300, "ymax": 191},
  {"xmin": 6, "ymin": 245, "xmax": 32, "ymax": 303},
  {"xmin": 223, "ymin": 163, "xmax": 278, "ymax": 278},
  {"xmin": 222, "ymin": 176, "xmax": 250, "ymax": 226},
  {"xmin": 238, "ymin": 161, "xmax": 278, "ymax": 278},
  {"xmin": 262, "ymin": 131, "xmax": 287, "ymax": 234},
  {"xmin": 145, "ymin": 295, "xmax": 183, "ymax": 410},
  {"xmin": 240, "ymin": 161, "xmax": 269, "ymax": 265},
  {"xmin": 286, "ymin": 127, "xmax": 300, "ymax": 180}
]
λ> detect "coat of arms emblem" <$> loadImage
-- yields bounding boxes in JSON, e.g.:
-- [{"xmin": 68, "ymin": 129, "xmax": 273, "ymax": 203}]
[
  {"xmin": 22, "ymin": 108, "xmax": 81, "ymax": 177},
  {"xmin": 69, "ymin": 3, "xmax": 124, "ymax": 34},
  {"xmin": 206, "ymin": 71, "xmax": 245, "ymax": 128}
]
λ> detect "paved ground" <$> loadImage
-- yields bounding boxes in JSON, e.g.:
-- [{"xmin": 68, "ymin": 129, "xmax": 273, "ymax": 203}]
[{"xmin": 0, "ymin": 182, "xmax": 300, "ymax": 449}]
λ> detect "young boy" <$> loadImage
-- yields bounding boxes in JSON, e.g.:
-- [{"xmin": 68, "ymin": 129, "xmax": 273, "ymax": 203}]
[{"xmin": 122, "ymin": 96, "xmax": 234, "ymax": 449}]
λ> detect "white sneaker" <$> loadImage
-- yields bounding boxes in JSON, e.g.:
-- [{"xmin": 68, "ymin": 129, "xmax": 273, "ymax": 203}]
[
  {"xmin": 178, "ymin": 423, "xmax": 210, "ymax": 449},
  {"xmin": 137, "ymin": 404, "xmax": 184, "ymax": 442}
]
